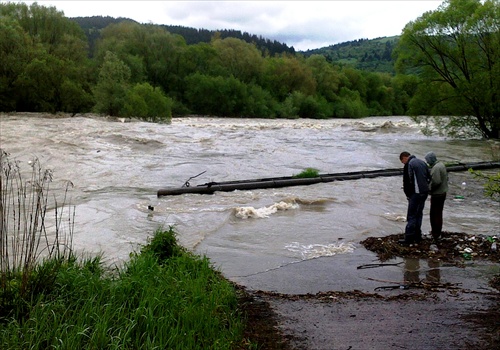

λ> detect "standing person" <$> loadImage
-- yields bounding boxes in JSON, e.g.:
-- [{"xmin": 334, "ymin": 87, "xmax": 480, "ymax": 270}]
[
  {"xmin": 399, "ymin": 151, "xmax": 431, "ymax": 245},
  {"xmin": 425, "ymin": 151, "xmax": 448, "ymax": 242}
]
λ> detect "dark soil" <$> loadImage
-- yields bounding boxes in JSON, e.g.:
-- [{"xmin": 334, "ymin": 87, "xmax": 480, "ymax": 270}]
[
  {"xmin": 236, "ymin": 288, "xmax": 292, "ymax": 350},
  {"xmin": 360, "ymin": 231, "xmax": 500, "ymax": 265},
  {"xmin": 236, "ymin": 232, "xmax": 500, "ymax": 350}
]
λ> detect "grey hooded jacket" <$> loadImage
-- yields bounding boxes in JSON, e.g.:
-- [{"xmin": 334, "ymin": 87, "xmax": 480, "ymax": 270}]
[{"xmin": 425, "ymin": 152, "xmax": 448, "ymax": 195}]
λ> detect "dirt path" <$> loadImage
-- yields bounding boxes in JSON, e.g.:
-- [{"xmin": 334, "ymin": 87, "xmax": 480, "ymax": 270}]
[
  {"xmin": 267, "ymin": 290, "xmax": 498, "ymax": 349},
  {"xmin": 239, "ymin": 283, "xmax": 499, "ymax": 350}
]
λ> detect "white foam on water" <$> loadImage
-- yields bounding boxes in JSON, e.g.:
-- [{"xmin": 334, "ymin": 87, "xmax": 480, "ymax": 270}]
[
  {"xmin": 234, "ymin": 201, "xmax": 299, "ymax": 219},
  {"xmin": 285, "ymin": 241, "xmax": 356, "ymax": 260},
  {"xmin": 383, "ymin": 212, "xmax": 407, "ymax": 222}
]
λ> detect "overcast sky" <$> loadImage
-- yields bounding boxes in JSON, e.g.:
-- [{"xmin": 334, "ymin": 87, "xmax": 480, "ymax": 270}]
[{"xmin": 16, "ymin": 1, "xmax": 443, "ymax": 51}]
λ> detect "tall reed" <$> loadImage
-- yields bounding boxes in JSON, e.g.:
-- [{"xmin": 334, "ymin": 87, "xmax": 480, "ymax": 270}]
[{"xmin": 0, "ymin": 149, "xmax": 75, "ymax": 297}]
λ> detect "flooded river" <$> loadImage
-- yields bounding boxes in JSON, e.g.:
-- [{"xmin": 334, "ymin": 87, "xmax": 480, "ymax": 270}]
[{"xmin": 1, "ymin": 114, "xmax": 499, "ymax": 290}]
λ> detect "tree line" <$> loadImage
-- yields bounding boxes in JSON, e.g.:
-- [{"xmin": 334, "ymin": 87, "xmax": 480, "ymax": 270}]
[
  {"xmin": 0, "ymin": 2, "xmax": 417, "ymax": 123},
  {"xmin": 0, "ymin": 1, "xmax": 498, "ymax": 139}
]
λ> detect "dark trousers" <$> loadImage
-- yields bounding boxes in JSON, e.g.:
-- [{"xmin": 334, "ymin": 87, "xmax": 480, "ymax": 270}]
[
  {"xmin": 405, "ymin": 193, "xmax": 428, "ymax": 240},
  {"xmin": 430, "ymin": 193, "xmax": 446, "ymax": 239}
]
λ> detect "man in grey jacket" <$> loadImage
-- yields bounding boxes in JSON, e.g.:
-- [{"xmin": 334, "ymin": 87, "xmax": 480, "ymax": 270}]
[
  {"xmin": 399, "ymin": 152, "xmax": 431, "ymax": 245},
  {"xmin": 425, "ymin": 151, "xmax": 448, "ymax": 242}
]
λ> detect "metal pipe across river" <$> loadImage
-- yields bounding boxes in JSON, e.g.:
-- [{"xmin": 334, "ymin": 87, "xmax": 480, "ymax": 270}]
[{"xmin": 157, "ymin": 161, "xmax": 500, "ymax": 196}]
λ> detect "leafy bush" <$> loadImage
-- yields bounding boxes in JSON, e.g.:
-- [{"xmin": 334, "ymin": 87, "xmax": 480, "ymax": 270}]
[
  {"xmin": 185, "ymin": 73, "xmax": 278, "ymax": 118},
  {"xmin": 469, "ymin": 169, "xmax": 500, "ymax": 200},
  {"xmin": 140, "ymin": 226, "xmax": 184, "ymax": 262},
  {"xmin": 122, "ymin": 82, "xmax": 172, "ymax": 122}
]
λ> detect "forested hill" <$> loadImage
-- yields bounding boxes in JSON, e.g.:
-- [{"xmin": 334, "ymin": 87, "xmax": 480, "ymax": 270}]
[
  {"xmin": 70, "ymin": 16, "xmax": 296, "ymax": 56},
  {"xmin": 71, "ymin": 16, "xmax": 396, "ymax": 73},
  {"xmin": 70, "ymin": 16, "xmax": 138, "ymax": 54},
  {"xmin": 303, "ymin": 36, "xmax": 400, "ymax": 74}
]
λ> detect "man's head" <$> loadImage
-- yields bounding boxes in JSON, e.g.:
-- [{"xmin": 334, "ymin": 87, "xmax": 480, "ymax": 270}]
[{"xmin": 399, "ymin": 151, "xmax": 411, "ymax": 164}]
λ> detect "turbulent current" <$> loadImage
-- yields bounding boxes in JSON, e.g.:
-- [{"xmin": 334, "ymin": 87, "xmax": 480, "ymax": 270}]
[{"xmin": 1, "ymin": 114, "xmax": 499, "ymax": 287}]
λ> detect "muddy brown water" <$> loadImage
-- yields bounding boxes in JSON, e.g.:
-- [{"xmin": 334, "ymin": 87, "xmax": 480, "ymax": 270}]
[{"xmin": 1, "ymin": 113, "xmax": 498, "ymax": 291}]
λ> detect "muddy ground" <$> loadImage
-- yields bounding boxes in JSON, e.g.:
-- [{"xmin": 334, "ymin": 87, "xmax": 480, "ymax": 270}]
[{"xmin": 237, "ymin": 230, "xmax": 500, "ymax": 350}]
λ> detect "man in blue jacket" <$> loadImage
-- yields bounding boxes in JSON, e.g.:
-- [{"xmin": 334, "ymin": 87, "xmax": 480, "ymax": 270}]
[{"xmin": 399, "ymin": 151, "xmax": 431, "ymax": 245}]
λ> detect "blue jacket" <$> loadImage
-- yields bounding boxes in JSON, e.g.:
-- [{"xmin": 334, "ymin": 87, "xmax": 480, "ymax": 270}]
[{"xmin": 404, "ymin": 155, "xmax": 431, "ymax": 196}]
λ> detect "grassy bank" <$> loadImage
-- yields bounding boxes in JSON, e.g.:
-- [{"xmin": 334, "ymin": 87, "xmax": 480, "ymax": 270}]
[{"xmin": 0, "ymin": 228, "xmax": 249, "ymax": 349}]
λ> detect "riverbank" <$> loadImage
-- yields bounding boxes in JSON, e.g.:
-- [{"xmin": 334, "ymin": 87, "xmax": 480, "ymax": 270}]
[
  {"xmin": 244, "ymin": 285, "xmax": 499, "ymax": 350},
  {"xmin": 239, "ymin": 230, "xmax": 500, "ymax": 349}
]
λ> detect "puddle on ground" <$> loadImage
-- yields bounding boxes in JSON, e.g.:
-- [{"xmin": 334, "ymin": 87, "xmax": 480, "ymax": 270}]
[{"xmin": 233, "ymin": 232, "xmax": 499, "ymax": 295}]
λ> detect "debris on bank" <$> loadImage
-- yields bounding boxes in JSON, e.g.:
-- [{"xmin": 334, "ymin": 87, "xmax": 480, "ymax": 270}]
[
  {"xmin": 361, "ymin": 231, "xmax": 500, "ymax": 290},
  {"xmin": 361, "ymin": 232, "xmax": 499, "ymax": 264}
]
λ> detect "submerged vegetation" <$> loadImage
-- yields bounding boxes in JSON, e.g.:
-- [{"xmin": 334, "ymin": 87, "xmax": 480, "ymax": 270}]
[{"xmin": 292, "ymin": 168, "xmax": 320, "ymax": 178}]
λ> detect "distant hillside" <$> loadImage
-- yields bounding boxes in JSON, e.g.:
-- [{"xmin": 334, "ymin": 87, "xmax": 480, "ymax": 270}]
[
  {"xmin": 71, "ymin": 16, "xmax": 398, "ymax": 73},
  {"xmin": 70, "ymin": 16, "xmax": 138, "ymax": 55},
  {"xmin": 70, "ymin": 16, "xmax": 295, "ymax": 57},
  {"xmin": 303, "ymin": 36, "xmax": 400, "ymax": 74}
]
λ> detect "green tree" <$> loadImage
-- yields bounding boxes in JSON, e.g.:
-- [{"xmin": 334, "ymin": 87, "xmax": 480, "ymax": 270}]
[
  {"xmin": 60, "ymin": 79, "xmax": 94, "ymax": 114},
  {"xmin": 93, "ymin": 51, "xmax": 131, "ymax": 116},
  {"xmin": 391, "ymin": 74, "xmax": 420, "ymax": 115},
  {"xmin": 305, "ymin": 54, "xmax": 342, "ymax": 102},
  {"xmin": 122, "ymin": 83, "xmax": 172, "ymax": 122},
  {"xmin": 333, "ymin": 87, "xmax": 369, "ymax": 118},
  {"xmin": 96, "ymin": 22, "xmax": 187, "ymax": 99},
  {"xmin": 179, "ymin": 42, "xmax": 219, "ymax": 77},
  {"xmin": 184, "ymin": 73, "xmax": 277, "ymax": 117},
  {"xmin": 184, "ymin": 73, "xmax": 246, "ymax": 117},
  {"xmin": 396, "ymin": 0, "xmax": 500, "ymax": 138},
  {"xmin": 94, "ymin": 21, "xmax": 148, "ymax": 83},
  {"xmin": 0, "ymin": 17, "xmax": 30, "ymax": 111},
  {"xmin": 130, "ymin": 25, "xmax": 187, "ymax": 95},
  {"xmin": 0, "ymin": 2, "xmax": 93, "ymax": 113},
  {"xmin": 241, "ymin": 83, "xmax": 277, "ymax": 118},
  {"xmin": 282, "ymin": 91, "xmax": 332, "ymax": 119},
  {"xmin": 261, "ymin": 54, "xmax": 316, "ymax": 101},
  {"xmin": 211, "ymin": 37, "xmax": 264, "ymax": 83},
  {"xmin": 364, "ymin": 72, "xmax": 395, "ymax": 116},
  {"xmin": 15, "ymin": 54, "xmax": 65, "ymax": 112},
  {"xmin": 340, "ymin": 67, "xmax": 368, "ymax": 101}
]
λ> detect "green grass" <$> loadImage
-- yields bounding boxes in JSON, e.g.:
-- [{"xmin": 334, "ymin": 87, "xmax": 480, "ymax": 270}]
[
  {"xmin": 0, "ymin": 228, "xmax": 246, "ymax": 350},
  {"xmin": 293, "ymin": 167, "xmax": 320, "ymax": 178}
]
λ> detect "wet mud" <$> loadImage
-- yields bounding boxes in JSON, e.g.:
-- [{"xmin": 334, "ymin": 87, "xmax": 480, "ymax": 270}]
[{"xmin": 238, "ymin": 232, "xmax": 500, "ymax": 349}]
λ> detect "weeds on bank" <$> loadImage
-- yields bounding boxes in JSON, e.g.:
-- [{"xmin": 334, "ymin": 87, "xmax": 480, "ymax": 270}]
[
  {"xmin": 1, "ymin": 228, "xmax": 245, "ymax": 349},
  {"xmin": 0, "ymin": 151, "xmax": 246, "ymax": 349}
]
